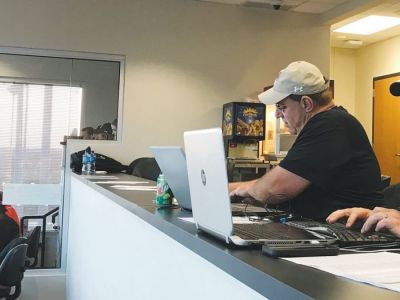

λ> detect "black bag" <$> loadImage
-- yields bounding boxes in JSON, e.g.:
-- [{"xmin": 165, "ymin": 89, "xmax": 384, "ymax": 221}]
[
  {"xmin": 126, "ymin": 157, "xmax": 161, "ymax": 181},
  {"xmin": 70, "ymin": 150, "xmax": 126, "ymax": 174}
]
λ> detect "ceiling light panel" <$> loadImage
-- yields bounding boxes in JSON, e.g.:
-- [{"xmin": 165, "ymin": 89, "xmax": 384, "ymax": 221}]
[{"xmin": 334, "ymin": 15, "xmax": 400, "ymax": 35}]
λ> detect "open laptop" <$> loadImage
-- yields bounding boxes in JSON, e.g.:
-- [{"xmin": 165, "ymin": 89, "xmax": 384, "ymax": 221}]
[
  {"xmin": 183, "ymin": 127, "xmax": 336, "ymax": 246},
  {"xmin": 150, "ymin": 146, "xmax": 192, "ymax": 210},
  {"xmin": 150, "ymin": 146, "xmax": 267, "ymax": 215}
]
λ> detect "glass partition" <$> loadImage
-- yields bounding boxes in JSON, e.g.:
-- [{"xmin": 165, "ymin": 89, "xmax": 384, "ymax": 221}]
[{"xmin": 0, "ymin": 48, "xmax": 124, "ymax": 268}]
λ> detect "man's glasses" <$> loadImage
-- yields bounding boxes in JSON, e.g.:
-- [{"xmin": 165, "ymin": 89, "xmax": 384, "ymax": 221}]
[{"xmin": 275, "ymin": 103, "xmax": 287, "ymax": 112}]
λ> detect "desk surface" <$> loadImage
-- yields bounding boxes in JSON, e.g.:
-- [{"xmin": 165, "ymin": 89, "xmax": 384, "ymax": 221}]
[{"xmin": 74, "ymin": 172, "xmax": 400, "ymax": 299}]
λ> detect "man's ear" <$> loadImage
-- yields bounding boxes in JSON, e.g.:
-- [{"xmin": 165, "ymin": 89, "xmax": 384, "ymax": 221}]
[{"xmin": 301, "ymin": 96, "xmax": 314, "ymax": 112}]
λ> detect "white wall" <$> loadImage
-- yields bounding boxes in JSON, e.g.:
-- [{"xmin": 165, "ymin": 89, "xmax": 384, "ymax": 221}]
[
  {"xmin": 355, "ymin": 35, "xmax": 400, "ymax": 141},
  {"xmin": 0, "ymin": 0, "xmax": 330, "ymax": 165},
  {"xmin": 332, "ymin": 35, "xmax": 400, "ymax": 141},
  {"xmin": 330, "ymin": 47, "xmax": 357, "ymax": 114},
  {"xmin": 67, "ymin": 176, "xmax": 267, "ymax": 300}
]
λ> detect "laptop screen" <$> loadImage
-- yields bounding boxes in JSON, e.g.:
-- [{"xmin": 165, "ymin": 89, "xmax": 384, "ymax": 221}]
[
  {"xmin": 150, "ymin": 146, "xmax": 192, "ymax": 210},
  {"xmin": 184, "ymin": 128, "xmax": 233, "ymax": 240}
]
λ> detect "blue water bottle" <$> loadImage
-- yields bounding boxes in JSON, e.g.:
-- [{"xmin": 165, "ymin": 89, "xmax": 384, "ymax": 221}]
[
  {"xmin": 89, "ymin": 150, "xmax": 96, "ymax": 175},
  {"xmin": 81, "ymin": 149, "xmax": 89, "ymax": 175}
]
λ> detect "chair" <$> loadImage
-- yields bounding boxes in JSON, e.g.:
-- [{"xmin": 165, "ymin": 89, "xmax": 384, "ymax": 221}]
[
  {"xmin": 0, "ymin": 244, "xmax": 28, "ymax": 300},
  {"xmin": 25, "ymin": 226, "xmax": 41, "ymax": 268},
  {"xmin": 383, "ymin": 183, "xmax": 400, "ymax": 209},
  {"xmin": 0, "ymin": 214, "xmax": 20, "ymax": 254},
  {"xmin": 127, "ymin": 157, "xmax": 161, "ymax": 181},
  {"xmin": 380, "ymin": 175, "xmax": 391, "ymax": 191},
  {"xmin": 0, "ymin": 238, "xmax": 27, "ymax": 265},
  {"xmin": 21, "ymin": 209, "xmax": 58, "ymax": 268}
]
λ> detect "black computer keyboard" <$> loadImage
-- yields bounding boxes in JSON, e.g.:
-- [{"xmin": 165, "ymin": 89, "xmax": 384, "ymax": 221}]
[{"xmin": 286, "ymin": 220, "xmax": 400, "ymax": 247}]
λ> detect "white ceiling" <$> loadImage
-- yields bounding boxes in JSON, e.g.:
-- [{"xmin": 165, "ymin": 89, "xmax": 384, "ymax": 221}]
[
  {"xmin": 331, "ymin": 0, "xmax": 400, "ymax": 48},
  {"xmin": 197, "ymin": 0, "xmax": 349, "ymax": 14},
  {"xmin": 194, "ymin": 0, "xmax": 400, "ymax": 48}
]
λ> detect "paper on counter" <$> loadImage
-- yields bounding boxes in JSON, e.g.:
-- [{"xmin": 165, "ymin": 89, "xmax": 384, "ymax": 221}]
[
  {"xmin": 111, "ymin": 185, "xmax": 157, "ymax": 191},
  {"xmin": 96, "ymin": 181, "xmax": 150, "ymax": 184},
  {"xmin": 284, "ymin": 252, "xmax": 400, "ymax": 293},
  {"xmin": 82, "ymin": 175, "xmax": 119, "ymax": 180},
  {"xmin": 179, "ymin": 216, "xmax": 268, "ymax": 224}
]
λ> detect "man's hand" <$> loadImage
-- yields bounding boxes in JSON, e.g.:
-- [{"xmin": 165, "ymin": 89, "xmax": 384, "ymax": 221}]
[
  {"xmin": 361, "ymin": 207, "xmax": 400, "ymax": 237},
  {"xmin": 326, "ymin": 207, "xmax": 372, "ymax": 228},
  {"xmin": 228, "ymin": 180, "xmax": 265, "ymax": 206},
  {"xmin": 327, "ymin": 207, "xmax": 400, "ymax": 238},
  {"xmin": 229, "ymin": 181, "xmax": 255, "ymax": 198}
]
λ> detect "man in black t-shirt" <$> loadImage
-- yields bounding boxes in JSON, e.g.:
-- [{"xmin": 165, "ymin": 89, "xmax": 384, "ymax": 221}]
[{"xmin": 229, "ymin": 61, "xmax": 383, "ymax": 220}]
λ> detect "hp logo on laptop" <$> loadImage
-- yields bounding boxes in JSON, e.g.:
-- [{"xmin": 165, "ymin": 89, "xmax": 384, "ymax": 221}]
[{"xmin": 201, "ymin": 169, "xmax": 207, "ymax": 186}]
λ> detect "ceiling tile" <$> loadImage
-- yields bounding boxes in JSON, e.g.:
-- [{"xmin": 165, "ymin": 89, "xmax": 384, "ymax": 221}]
[{"xmin": 291, "ymin": 1, "xmax": 338, "ymax": 14}]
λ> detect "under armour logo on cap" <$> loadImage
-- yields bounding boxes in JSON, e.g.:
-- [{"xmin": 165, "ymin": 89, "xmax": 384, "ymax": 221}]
[
  {"xmin": 293, "ymin": 86, "xmax": 304, "ymax": 93},
  {"xmin": 258, "ymin": 61, "xmax": 329, "ymax": 105}
]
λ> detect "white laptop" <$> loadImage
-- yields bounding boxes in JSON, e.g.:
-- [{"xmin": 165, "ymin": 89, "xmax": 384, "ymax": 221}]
[
  {"xmin": 150, "ymin": 146, "xmax": 192, "ymax": 210},
  {"xmin": 150, "ymin": 146, "xmax": 268, "ymax": 216},
  {"xmin": 183, "ymin": 127, "xmax": 335, "ymax": 246}
]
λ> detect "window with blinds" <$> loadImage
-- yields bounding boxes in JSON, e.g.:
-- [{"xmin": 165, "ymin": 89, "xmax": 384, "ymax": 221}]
[{"xmin": 0, "ymin": 81, "xmax": 82, "ymax": 185}]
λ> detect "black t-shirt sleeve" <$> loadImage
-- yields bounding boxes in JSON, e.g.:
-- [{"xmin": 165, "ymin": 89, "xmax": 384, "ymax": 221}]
[{"xmin": 279, "ymin": 114, "xmax": 352, "ymax": 189}]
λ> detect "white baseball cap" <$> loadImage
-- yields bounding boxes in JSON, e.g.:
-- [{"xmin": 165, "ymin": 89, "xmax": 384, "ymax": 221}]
[{"xmin": 258, "ymin": 61, "xmax": 329, "ymax": 105}]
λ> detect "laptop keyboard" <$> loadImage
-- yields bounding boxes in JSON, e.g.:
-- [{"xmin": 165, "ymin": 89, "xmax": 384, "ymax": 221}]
[
  {"xmin": 231, "ymin": 204, "xmax": 288, "ymax": 217},
  {"xmin": 233, "ymin": 222, "xmax": 312, "ymax": 240},
  {"xmin": 264, "ymin": 207, "xmax": 286, "ymax": 214},
  {"xmin": 286, "ymin": 220, "xmax": 399, "ymax": 247},
  {"xmin": 231, "ymin": 203, "xmax": 267, "ymax": 216},
  {"xmin": 234, "ymin": 223, "xmax": 280, "ymax": 240}
]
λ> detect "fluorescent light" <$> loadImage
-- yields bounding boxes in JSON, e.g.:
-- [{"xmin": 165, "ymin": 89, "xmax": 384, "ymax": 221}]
[
  {"xmin": 334, "ymin": 15, "xmax": 400, "ymax": 35},
  {"xmin": 346, "ymin": 39, "xmax": 363, "ymax": 46}
]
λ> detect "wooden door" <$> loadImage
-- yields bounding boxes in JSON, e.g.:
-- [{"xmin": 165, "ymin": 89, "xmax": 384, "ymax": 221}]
[{"xmin": 373, "ymin": 74, "xmax": 400, "ymax": 184}]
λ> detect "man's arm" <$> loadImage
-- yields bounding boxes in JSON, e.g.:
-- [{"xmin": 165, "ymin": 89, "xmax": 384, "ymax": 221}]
[{"xmin": 229, "ymin": 166, "xmax": 310, "ymax": 205}]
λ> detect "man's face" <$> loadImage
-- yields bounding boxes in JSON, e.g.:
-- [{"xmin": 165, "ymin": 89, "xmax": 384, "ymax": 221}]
[{"xmin": 275, "ymin": 97, "xmax": 307, "ymax": 135}]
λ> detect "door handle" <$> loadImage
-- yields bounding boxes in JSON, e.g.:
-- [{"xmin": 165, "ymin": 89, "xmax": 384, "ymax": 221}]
[{"xmin": 396, "ymin": 154, "xmax": 400, "ymax": 157}]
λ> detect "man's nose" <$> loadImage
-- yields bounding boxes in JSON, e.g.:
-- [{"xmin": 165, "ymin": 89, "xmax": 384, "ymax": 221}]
[{"xmin": 275, "ymin": 109, "xmax": 283, "ymax": 118}]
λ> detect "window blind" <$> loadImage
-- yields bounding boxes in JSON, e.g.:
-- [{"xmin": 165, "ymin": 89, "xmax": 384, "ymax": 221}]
[{"xmin": 0, "ymin": 81, "xmax": 82, "ymax": 185}]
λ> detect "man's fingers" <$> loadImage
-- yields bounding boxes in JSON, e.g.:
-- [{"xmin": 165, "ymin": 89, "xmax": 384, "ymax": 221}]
[
  {"xmin": 346, "ymin": 212, "xmax": 360, "ymax": 228},
  {"xmin": 361, "ymin": 212, "xmax": 385, "ymax": 233},
  {"xmin": 326, "ymin": 209, "xmax": 348, "ymax": 223}
]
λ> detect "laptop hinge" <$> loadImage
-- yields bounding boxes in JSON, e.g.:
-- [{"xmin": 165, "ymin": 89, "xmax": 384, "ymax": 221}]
[{"xmin": 198, "ymin": 224, "xmax": 230, "ymax": 244}]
